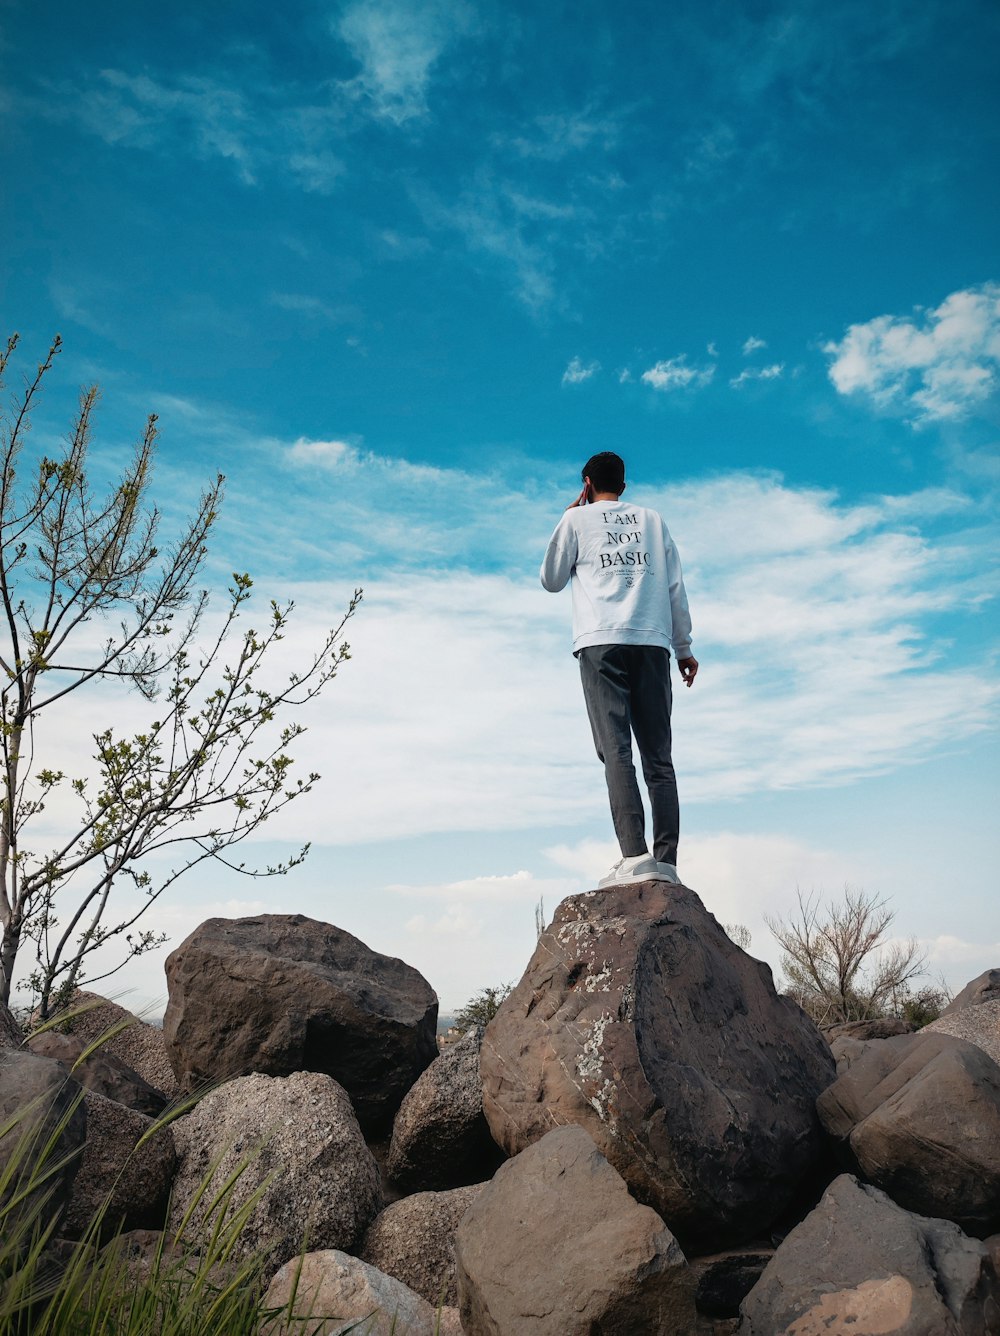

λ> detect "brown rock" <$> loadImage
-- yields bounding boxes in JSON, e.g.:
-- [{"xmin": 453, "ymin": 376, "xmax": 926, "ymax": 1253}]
[
  {"xmin": 739, "ymin": 1174, "xmax": 1000, "ymax": 1336},
  {"xmin": 169, "ymin": 1070, "xmax": 380, "ymax": 1272},
  {"xmin": 0, "ymin": 1048, "xmax": 87, "ymax": 1229},
  {"xmin": 61, "ymin": 1091, "xmax": 176, "ymax": 1239},
  {"xmin": 927, "ymin": 998, "xmax": 1000, "ymax": 1068},
  {"xmin": 455, "ymin": 1124, "xmax": 697, "ymax": 1336},
  {"xmin": 387, "ymin": 1026, "xmax": 503, "ymax": 1193},
  {"xmin": 50, "ymin": 992, "xmax": 177, "ymax": 1099},
  {"xmin": 163, "ymin": 914, "xmax": 437, "ymax": 1135},
  {"xmin": 943, "ymin": 969, "xmax": 1000, "ymax": 1015},
  {"xmin": 481, "ymin": 881, "xmax": 835, "ymax": 1247},
  {"xmin": 817, "ymin": 1030, "xmax": 1000, "ymax": 1235},
  {"xmin": 262, "ymin": 1249, "xmax": 451, "ymax": 1335},
  {"xmin": 27, "ymin": 1030, "xmax": 168, "ymax": 1116},
  {"xmin": 361, "ymin": 1183, "xmax": 485, "ymax": 1307}
]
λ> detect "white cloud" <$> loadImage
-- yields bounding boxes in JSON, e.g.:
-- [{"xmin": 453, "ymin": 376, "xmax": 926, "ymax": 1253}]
[
  {"xmin": 618, "ymin": 368, "xmax": 633, "ymax": 384},
  {"xmin": 825, "ymin": 282, "xmax": 1000, "ymax": 424},
  {"xmin": 730, "ymin": 363, "xmax": 785, "ymax": 388},
  {"xmin": 742, "ymin": 335, "xmax": 768, "ymax": 355},
  {"xmin": 641, "ymin": 356, "xmax": 715, "ymax": 392},
  {"xmin": 562, "ymin": 356, "xmax": 600, "ymax": 386},
  {"xmin": 336, "ymin": 0, "xmax": 474, "ymax": 124}
]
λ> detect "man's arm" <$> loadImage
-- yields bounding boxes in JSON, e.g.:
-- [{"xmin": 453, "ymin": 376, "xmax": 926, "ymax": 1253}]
[
  {"xmin": 662, "ymin": 519, "xmax": 698, "ymax": 687},
  {"xmin": 540, "ymin": 511, "xmax": 579, "ymax": 592}
]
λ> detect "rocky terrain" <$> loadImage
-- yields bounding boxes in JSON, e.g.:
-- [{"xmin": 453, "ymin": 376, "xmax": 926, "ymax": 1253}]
[{"xmin": 1, "ymin": 887, "xmax": 998, "ymax": 1334}]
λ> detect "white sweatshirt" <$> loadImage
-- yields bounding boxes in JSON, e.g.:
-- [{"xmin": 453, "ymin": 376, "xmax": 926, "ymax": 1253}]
[{"xmin": 540, "ymin": 500, "xmax": 693, "ymax": 657}]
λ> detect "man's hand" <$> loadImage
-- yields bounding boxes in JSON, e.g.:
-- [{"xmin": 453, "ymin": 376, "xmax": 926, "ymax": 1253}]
[
  {"xmin": 565, "ymin": 478, "xmax": 591, "ymax": 510},
  {"xmin": 678, "ymin": 656, "xmax": 699, "ymax": 688}
]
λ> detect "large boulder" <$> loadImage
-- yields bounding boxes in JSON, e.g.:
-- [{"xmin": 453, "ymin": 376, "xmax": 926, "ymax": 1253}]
[
  {"xmin": 0, "ymin": 1049, "xmax": 87, "ymax": 1229},
  {"xmin": 455, "ymin": 1124, "xmax": 696, "ymax": 1336},
  {"xmin": 927, "ymin": 998, "xmax": 1000, "ymax": 1068},
  {"xmin": 739, "ymin": 1174, "xmax": 1000, "ymax": 1335},
  {"xmin": 943, "ymin": 969, "xmax": 1000, "ymax": 1015},
  {"xmin": 817, "ymin": 1030, "xmax": 1000, "ymax": 1236},
  {"xmin": 262, "ymin": 1250, "xmax": 462, "ymax": 1336},
  {"xmin": 163, "ymin": 914, "xmax": 438, "ymax": 1135},
  {"xmin": 481, "ymin": 881, "xmax": 835, "ymax": 1247},
  {"xmin": 27, "ymin": 1030, "xmax": 168, "ymax": 1116},
  {"xmin": 61, "ymin": 1090, "xmax": 175, "ymax": 1239},
  {"xmin": 169, "ymin": 1070, "xmax": 380, "ymax": 1272},
  {"xmin": 361, "ymin": 1183, "xmax": 485, "ymax": 1307},
  {"xmin": 387, "ymin": 1026, "xmax": 504, "ymax": 1193},
  {"xmin": 51, "ymin": 992, "xmax": 176, "ymax": 1099}
]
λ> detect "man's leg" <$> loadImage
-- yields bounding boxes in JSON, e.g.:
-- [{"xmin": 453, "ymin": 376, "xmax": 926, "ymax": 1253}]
[
  {"xmin": 629, "ymin": 646, "xmax": 680, "ymax": 866},
  {"xmin": 577, "ymin": 645, "xmax": 648, "ymax": 858}
]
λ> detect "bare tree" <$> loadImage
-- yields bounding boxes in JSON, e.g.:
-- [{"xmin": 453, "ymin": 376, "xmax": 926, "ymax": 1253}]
[
  {"xmin": 724, "ymin": 922, "xmax": 752, "ymax": 950},
  {"xmin": 766, "ymin": 887, "xmax": 926, "ymax": 1025},
  {"xmin": 0, "ymin": 335, "xmax": 360, "ymax": 1016}
]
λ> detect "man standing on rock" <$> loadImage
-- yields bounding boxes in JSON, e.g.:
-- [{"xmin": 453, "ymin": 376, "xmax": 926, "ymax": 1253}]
[{"xmin": 540, "ymin": 451, "xmax": 698, "ymax": 888}]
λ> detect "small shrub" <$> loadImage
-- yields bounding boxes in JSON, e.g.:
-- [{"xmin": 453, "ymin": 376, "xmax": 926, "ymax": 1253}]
[{"xmin": 453, "ymin": 984, "xmax": 513, "ymax": 1032}]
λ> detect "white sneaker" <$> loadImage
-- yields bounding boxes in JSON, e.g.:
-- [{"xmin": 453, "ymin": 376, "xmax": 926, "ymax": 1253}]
[
  {"xmin": 656, "ymin": 862, "xmax": 680, "ymax": 883},
  {"xmin": 598, "ymin": 853, "xmax": 659, "ymax": 888}
]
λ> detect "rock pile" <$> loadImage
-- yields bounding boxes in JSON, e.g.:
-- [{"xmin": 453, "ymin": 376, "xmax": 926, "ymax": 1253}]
[{"xmin": 2, "ymin": 893, "xmax": 999, "ymax": 1335}]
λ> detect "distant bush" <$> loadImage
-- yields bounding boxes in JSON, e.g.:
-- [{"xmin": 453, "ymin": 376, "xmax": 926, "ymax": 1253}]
[{"xmin": 453, "ymin": 985, "xmax": 513, "ymax": 1032}]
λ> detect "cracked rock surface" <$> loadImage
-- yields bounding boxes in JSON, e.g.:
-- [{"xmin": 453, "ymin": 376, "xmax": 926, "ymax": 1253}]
[{"xmin": 480, "ymin": 880, "xmax": 835, "ymax": 1247}]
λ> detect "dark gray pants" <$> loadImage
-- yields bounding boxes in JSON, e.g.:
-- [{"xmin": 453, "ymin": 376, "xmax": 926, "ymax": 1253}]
[{"xmin": 577, "ymin": 644, "xmax": 679, "ymax": 865}]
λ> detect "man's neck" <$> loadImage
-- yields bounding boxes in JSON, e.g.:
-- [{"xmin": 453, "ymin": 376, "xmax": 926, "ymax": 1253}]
[{"xmin": 591, "ymin": 491, "xmax": 622, "ymax": 502}]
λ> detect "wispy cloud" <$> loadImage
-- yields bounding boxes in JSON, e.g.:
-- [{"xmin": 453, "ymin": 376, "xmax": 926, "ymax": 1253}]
[
  {"xmin": 33, "ymin": 67, "xmax": 346, "ymax": 193},
  {"xmin": 562, "ymin": 356, "xmax": 599, "ymax": 386},
  {"xmin": 501, "ymin": 106, "xmax": 625, "ymax": 161},
  {"xmin": 641, "ymin": 355, "xmax": 715, "ymax": 391},
  {"xmin": 742, "ymin": 335, "xmax": 768, "ymax": 355},
  {"xmin": 825, "ymin": 282, "xmax": 1000, "ymax": 424},
  {"xmin": 335, "ymin": 0, "xmax": 475, "ymax": 125},
  {"xmin": 730, "ymin": 362, "xmax": 784, "ymax": 388}
]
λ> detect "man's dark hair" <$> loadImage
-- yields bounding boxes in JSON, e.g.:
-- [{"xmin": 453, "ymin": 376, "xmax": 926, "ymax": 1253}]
[{"xmin": 583, "ymin": 452, "xmax": 625, "ymax": 495}]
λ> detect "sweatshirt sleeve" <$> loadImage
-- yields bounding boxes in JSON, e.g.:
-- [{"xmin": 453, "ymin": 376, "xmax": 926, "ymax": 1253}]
[
  {"xmin": 663, "ymin": 518, "xmax": 693, "ymax": 659},
  {"xmin": 540, "ymin": 513, "xmax": 578, "ymax": 592}
]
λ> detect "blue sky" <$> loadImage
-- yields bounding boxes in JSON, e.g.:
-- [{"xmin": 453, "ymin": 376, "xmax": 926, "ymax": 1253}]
[{"xmin": 2, "ymin": 0, "xmax": 998, "ymax": 1012}]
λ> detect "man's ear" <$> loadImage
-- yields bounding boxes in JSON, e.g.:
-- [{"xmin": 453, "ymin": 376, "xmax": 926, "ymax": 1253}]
[
  {"xmin": 583, "ymin": 475, "xmax": 593, "ymax": 502},
  {"xmin": 619, "ymin": 481, "xmax": 626, "ymax": 496}
]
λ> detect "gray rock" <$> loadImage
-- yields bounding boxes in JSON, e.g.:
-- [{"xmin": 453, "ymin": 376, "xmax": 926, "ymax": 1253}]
[
  {"xmin": 455, "ymin": 1124, "xmax": 697, "ymax": 1336},
  {"xmin": 0, "ymin": 1048, "xmax": 86, "ymax": 1230},
  {"xmin": 387, "ymin": 1027, "xmax": 503, "ymax": 1193},
  {"xmin": 823, "ymin": 1017, "xmax": 916, "ymax": 1043},
  {"xmin": 169, "ymin": 1070, "xmax": 380, "ymax": 1272},
  {"xmin": 927, "ymin": 997, "xmax": 1000, "ymax": 1068},
  {"xmin": 261, "ymin": 1249, "xmax": 456, "ymax": 1335},
  {"xmin": 481, "ymin": 881, "xmax": 835, "ymax": 1247},
  {"xmin": 361, "ymin": 1183, "xmax": 485, "ymax": 1307},
  {"xmin": 739, "ymin": 1174, "xmax": 1000, "ymax": 1336},
  {"xmin": 943, "ymin": 969, "xmax": 1000, "ymax": 1015},
  {"xmin": 27, "ymin": 1030, "xmax": 168, "ymax": 1116},
  {"xmin": 61, "ymin": 1090, "xmax": 176, "ymax": 1239},
  {"xmin": 50, "ymin": 992, "xmax": 177, "ymax": 1100},
  {"xmin": 163, "ymin": 914, "xmax": 437, "ymax": 1136},
  {"xmin": 817, "ymin": 1030, "xmax": 1000, "ymax": 1236}
]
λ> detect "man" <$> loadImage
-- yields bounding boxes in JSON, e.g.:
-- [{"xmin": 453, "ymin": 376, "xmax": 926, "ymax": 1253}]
[{"xmin": 540, "ymin": 451, "xmax": 698, "ymax": 888}]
